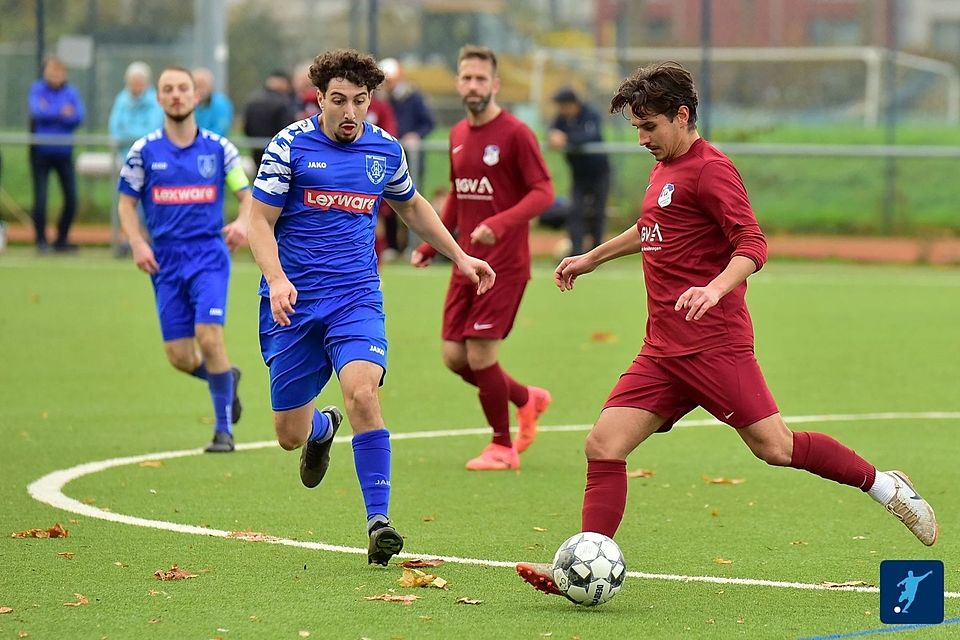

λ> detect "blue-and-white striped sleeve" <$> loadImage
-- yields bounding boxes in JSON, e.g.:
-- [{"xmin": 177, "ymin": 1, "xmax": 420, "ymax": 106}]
[
  {"xmin": 252, "ymin": 133, "xmax": 292, "ymax": 205},
  {"xmin": 220, "ymin": 137, "xmax": 242, "ymax": 175},
  {"xmin": 383, "ymin": 146, "xmax": 415, "ymax": 201},
  {"xmin": 118, "ymin": 137, "xmax": 147, "ymax": 194}
]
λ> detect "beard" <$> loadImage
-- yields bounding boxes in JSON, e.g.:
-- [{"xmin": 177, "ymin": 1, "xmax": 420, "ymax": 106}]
[
  {"xmin": 462, "ymin": 92, "xmax": 492, "ymax": 115},
  {"xmin": 164, "ymin": 107, "xmax": 194, "ymax": 123}
]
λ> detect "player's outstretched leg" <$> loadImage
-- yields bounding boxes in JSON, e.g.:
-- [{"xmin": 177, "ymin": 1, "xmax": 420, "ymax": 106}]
[
  {"xmin": 515, "ymin": 386, "xmax": 551, "ymax": 454},
  {"xmin": 300, "ymin": 406, "xmax": 342, "ymax": 488},
  {"xmin": 230, "ymin": 366, "xmax": 242, "ymax": 424},
  {"xmin": 516, "ymin": 563, "xmax": 570, "ymax": 600},
  {"xmin": 367, "ymin": 515, "xmax": 404, "ymax": 566},
  {"xmin": 879, "ymin": 470, "xmax": 938, "ymax": 546}
]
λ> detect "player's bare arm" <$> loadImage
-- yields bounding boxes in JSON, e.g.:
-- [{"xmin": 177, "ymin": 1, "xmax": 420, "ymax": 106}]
[
  {"xmin": 388, "ymin": 191, "xmax": 496, "ymax": 294},
  {"xmin": 555, "ymin": 225, "xmax": 644, "ymax": 291},
  {"xmin": 117, "ymin": 193, "xmax": 159, "ymax": 274},
  {"xmin": 675, "ymin": 255, "xmax": 757, "ymax": 321},
  {"xmin": 247, "ymin": 198, "xmax": 297, "ymax": 326},
  {"xmin": 223, "ymin": 188, "xmax": 252, "ymax": 251}
]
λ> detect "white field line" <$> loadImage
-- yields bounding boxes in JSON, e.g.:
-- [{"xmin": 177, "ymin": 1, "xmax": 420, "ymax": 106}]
[{"xmin": 27, "ymin": 411, "xmax": 960, "ymax": 598}]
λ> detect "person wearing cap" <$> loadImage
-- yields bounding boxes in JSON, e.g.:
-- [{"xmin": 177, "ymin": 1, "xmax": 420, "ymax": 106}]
[{"xmin": 548, "ymin": 87, "xmax": 610, "ymax": 255}]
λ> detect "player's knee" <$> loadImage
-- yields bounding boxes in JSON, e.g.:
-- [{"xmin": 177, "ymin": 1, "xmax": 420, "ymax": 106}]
[
  {"xmin": 345, "ymin": 384, "xmax": 379, "ymax": 414},
  {"xmin": 584, "ymin": 430, "xmax": 615, "ymax": 459},
  {"xmin": 164, "ymin": 348, "xmax": 196, "ymax": 373},
  {"xmin": 274, "ymin": 419, "xmax": 305, "ymax": 451}
]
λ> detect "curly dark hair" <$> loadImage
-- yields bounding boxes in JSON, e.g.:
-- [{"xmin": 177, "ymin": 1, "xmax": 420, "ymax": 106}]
[
  {"xmin": 610, "ymin": 61, "xmax": 698, "ymax": 128},
  {"xmin": 308, "ymin": 49, "xmax": 384, "ymax": 93}
]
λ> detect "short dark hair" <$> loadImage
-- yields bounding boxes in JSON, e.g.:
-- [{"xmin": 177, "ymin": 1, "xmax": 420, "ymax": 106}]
[
  {"xmin": 457, "ymin": 44, "xmax": 498, "ymax": 75},
  {"xmin": 610, "ymin": 61, "xmax": 698, "ymax": 128},
  {"xmin": 309, "ymin": 49, "xmax": 384, "ymax": 94},
  {"xmin": 156, "ymin": 65, "xmax": 194, "ymax": 89}
]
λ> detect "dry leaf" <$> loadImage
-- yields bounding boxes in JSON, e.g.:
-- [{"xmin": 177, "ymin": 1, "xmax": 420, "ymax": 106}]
[
  {"xmin": 706, "ymin": 619, "xmax": 715, "ymax": 624},
  {"xmin": 737, "ymin": 617, "xmax": 745, "ymax": 624},
  {"xmin": 790, "ymin": 541, "xmax": 808, "ymax": 546},
  {"xmin": 703, "ymin": 476, "xmax": 745, "ymax": 485},
  {"xmin": 819, "ymin": 580, "xmax": 874, "ymax": 588},
  {"xmin": 364, "ymin": 594, "xmax": 419, "ymax": 605},
  {"xmin": 17, "ymin": 631, "xmax": 28, "ymax": 639},
  {"xmin": 68, "ymin": 519, "xmax": 80, "ymax": 524},
  {"xmin": 399, "ymin": 568, "xmax": 448, "ymax": 589},
  {"xmin": 419, "ymin": 616, "xmax": 432, "ymax": 621},
  {"xmin": 421, "ymin": 515, "xmax": 435, "ymax": 523},
  {"xmin": 154, "ymin": 565, "xmax": 197, "ymax": 581},
  {"xmin": 591, "ymin": 331, "xmax": 617, "ymax": 343},
  {"xmin": 532, "ymin": 527, "xmax": 547, "ymax": 532},
  {"xmin": 456, "ymin": 597, "xmax": 482, "ymax": 605},
  {"xmin": 401, "ymin": 558, "xmax": 445, "ymax": 569},
  {"xmin": 113, "ymin": 562, "xmax": 128, "ymax": 568},
  {"xmin": 298, "ymin": 632, "xmax": 310, "ymax": 638},
  {"xmin": 710, "ymin": 510, "xmax": 721, "ymax": 517},
  {"xmin": 627, "ymin": 468, "xmax": 655, "ymax": 478},
  {"xmin": 227, "ymin": 530, "xmax": 280, "ymax": 543},
  {"xmin": 57, "ymin": 552, "xmax": 75, "ymax": 559},
  {"xmin": 63, "ymin": 593, "xmax": 88, "ymax": 607},
  {"xmin": 138, "ymin": 460, "xmax": 163, "ymax": 468},
  {"xmin": 0, "ymin": 607, "xmax": 13, "ymax": 614},
  {"xmin": 11, "ymin": 523, "xmax": 69, "ymax": 538},
  {"xmin": 147, "ymin": 590, "xmax": 162, "ymax": 597},
  {"xmin": 713, "ymin": 558, "xmax": 733, "ymax": 565},
  {"xmin": 852, "ymin": 536, "xmax": 866, "ymax": 540},
  {"xmin": 148, "ymin": 619, "xmax": 161, "ymax": 624}
]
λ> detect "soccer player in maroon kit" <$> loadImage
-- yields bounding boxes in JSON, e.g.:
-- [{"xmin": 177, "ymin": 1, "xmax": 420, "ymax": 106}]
[
  {"xmin": 411, "ymin": 45, "xmax": 554, "ymax": 470},
  {"xmin": 517, "ymin": 61, "xmax": 938, "ymax": 597}
]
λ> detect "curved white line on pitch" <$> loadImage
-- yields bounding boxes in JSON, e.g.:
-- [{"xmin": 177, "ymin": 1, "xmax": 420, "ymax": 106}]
[{"xmin": 27, "ymin": 412, "xmax": 960, "ymax": 598}]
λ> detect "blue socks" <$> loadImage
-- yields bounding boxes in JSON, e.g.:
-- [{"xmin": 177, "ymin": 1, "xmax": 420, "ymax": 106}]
[
  {"xmin": 308, "ymin": 409, "xmax": 333, "ymax": 443},
  {"xmin": 352, "ymin": 428, "xmax": 391, "ymax": 522},
  {"xmin": 207, "ymin": 370, "xmax": 233, "ymax": 434},
  {"xmin": 191, "ymin": 362, "xmax": 209, "ymax": 380}
]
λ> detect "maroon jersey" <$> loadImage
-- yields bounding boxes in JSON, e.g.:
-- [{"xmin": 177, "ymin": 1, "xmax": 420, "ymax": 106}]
[
  {"xmin": 638, "ymin": 138, "xmax": 767, "ymax": 356},
  {"xmin": 447, "ymin": 110, "xmax": 552, "ymax": 283}
]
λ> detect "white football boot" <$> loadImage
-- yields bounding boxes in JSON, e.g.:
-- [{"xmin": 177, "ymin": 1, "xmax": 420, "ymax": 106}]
[{"xmin": 883, "ymin": 470, "xmax": 938, "ymax": 546}]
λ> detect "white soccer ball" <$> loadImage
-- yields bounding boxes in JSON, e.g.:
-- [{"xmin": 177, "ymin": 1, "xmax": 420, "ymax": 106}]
[{"xmin": 552, "ymin": 531, "xmax": 626, "ymax": 606}]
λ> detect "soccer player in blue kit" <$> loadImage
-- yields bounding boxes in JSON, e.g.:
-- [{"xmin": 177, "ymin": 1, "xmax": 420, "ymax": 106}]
[
  {"xmin": 118, "ymin": 66, "xmax": 251, "ymax": 453},
  {"xmin": 247, "ymin": 49, "xmax": 495, "ymax": 565}
]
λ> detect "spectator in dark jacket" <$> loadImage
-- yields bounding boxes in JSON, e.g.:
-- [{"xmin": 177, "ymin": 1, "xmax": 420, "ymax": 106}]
[
  {"xmin": 243, "ymin": 71, "xmax": 297, "ymax": 167},
  {"xmin": 548, "ymin": 87, "xmax": 610, "ymax": 255},
  {"xmin": 29, "ymin": 57, "xmax": 85, "ymax": 252}
]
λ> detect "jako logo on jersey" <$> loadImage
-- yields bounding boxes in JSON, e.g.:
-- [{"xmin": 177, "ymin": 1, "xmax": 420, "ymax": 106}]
[
  {"xmin": 482, "ymin": 144, "xmax": 500, "ymax": 166},
  {"xmin": 151, "ymin": 161, "xmax": 168, "ymax": 170},
  {"xmin": 197, "ymin": 154, "xmax": 217, "ymax": 179},
  {"xmin": 303, "ymin": 189, "xmax": 377, "ymax": 215},
  {"xmin": 209, "ymin": 307, "xmax": 224, "ymax": 317},
  {"xmin": 308, "ymin": 161, "xmax": 328, "ymax": 169},
  {"xmin": 640, "ymin": 223, "xmax": 663, "ymax": 242},
  {"xmin": 658, "ymin": 183, "xmax": 675, "ymax": 207},
  {"xmin": 454, "ymin": 176, "xmax": 494, "ymax": 196},
  {"xmin": 366, "ymin": 154, "xmax": 387, "ymax": 184},
  {"xmin": 369, "ymin": 345, "xmax": 385, "ymax": 356},
  {"xmin": 152, "ymin": 185, "xmax": 217, "ymax": 204}
]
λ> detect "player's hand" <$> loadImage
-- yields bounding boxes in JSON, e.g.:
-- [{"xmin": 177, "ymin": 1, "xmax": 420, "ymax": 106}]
[
  {"xmin": 470, "ymin": 224, "xmax": 497, "ymax": 246},
  {"xmin": 268, "ymin": 277, "xmax": 298, "ymax": 326},
  {"xmin": 222, "ymin": 220, "xmax": 248, "ymax": 251},
  {"xmin": 554, "ymin": 254, "xmax": 595, "ymax": 291},
  {"xmin": 675, "ymin": 285, "xmax": 721, "ymax": 321},
  {"xmin": 131, "ymin": 240, "xmax": 159, "ymax": 275},
  {"xmin": 456, "ymin": 255, "xmax": 496, "ymax": 295},
  {"xmin": 547, "ymin": 129, "xmax": 567, "ymax": 150},
  {"xmin": 410, "ymin": 242, "xmax": 436, "ymax": 268}
]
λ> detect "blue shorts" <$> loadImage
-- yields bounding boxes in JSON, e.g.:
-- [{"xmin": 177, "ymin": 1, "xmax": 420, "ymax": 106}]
[
  {"xmin": 151, "ymin": 238, "xmax": 230, "ymax": 341},
  {"xmin": 259, "ymin": 288, "xmax": 388, "ymax": 411}
]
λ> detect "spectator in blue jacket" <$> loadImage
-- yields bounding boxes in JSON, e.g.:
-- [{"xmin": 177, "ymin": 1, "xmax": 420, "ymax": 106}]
[
  {"xmin": 29, "ymin": 57, "xmax": 85, "ymax": 252},
  {"xmin": 193, "ymin": 67, "xmax": 234, "ymax": 137},
  {"xmin": 108, "ymin": 61, "xmax": 163, "ymax": 153}
]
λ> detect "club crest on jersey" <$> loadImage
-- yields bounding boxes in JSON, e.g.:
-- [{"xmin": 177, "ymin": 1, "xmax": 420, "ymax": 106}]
[
  {"xmin": 482, "ymin": 144, "xmax": 500, "ymax": 166},
  {"xmin": 197, "ymin": 154, "xmax": 217, "ymax": 179},
  {"xmin": 365, "ymin": 154, "xmax": 387, "ymax": 185},
  {"xmin": 658, "ymin": 183, "xmax": 675, "ymax": 208}
]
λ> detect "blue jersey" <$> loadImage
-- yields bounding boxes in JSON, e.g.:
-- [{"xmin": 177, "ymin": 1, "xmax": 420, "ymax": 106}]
[
  {"xmin": 252, "ymin": 116, "xmax": 415, "ymax": 299},
  {"xmin": 118, "ymin": 128, "xmax": 243, "ymax": 243}
]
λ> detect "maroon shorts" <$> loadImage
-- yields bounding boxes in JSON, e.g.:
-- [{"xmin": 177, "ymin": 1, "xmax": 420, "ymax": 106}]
[
  {"xmin": 604, "ymin": 345, "xmax": 779, "ymax": 431},
  {"xmin": 441, "ymin": 278, "xmax": 527, "ymax": 342}
]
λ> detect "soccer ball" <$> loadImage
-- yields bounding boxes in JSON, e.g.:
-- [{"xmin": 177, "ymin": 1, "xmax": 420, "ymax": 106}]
[{"xmin": 552, "ymin": 531, "xmax": 626, "ymax": 606}]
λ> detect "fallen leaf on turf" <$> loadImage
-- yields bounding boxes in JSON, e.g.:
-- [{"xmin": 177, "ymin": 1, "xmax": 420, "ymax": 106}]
[
  {"xmin": 154, "ymin": 565, "xmax": 197, "ymax": 581},
  {"xmin": 138, "ymin": 460, "xmax": 163, "ymax": 468},
  {"xmin": 710, "ymin": 510, "xmax": 720, "ymax": 517},
  {"xmin": 819, "ymin": 580, "xmax": 874, "ymax": 588},
  {"xmin": 11, "ymin": 523, "xmax": 69, "ymax": 538},
  {"xmin": 399, "ymin": 568, "xmax": 448, "ymax": 589},
  {"xmin": 63, "ymin": 593, "xmax": 88, "ymax": 607},
  {"xmin": 532, "ymin": 527, "xmax": 547, "ymax": 532},
  {"xmin": 69, "ymin": 519, "xmax": 80, "ymax": 524},
  {"xmin": 590, "ymin": 331, "xmax": 617, "ymax": 343},
  {"xmin": 703, "ymin": 476, "xmax": 745, "ymax": 485},
  {"xmin": 419, "ymin": 616, "xmax": 432, "ymax": 621},
  {"xmin": 17, "ymin": 631, "xmax": 27, "ymax": 638},
  {"xmin": 227, "ymin": 530, "xmax": 280, "ymax": 543},
  {"xmin": 148, "ymin": 619, "xmax": 161, "ymax": 624},
  {"xmin": 456, "ymin": 597, "xmax": 482, "ymax": 605},
  {"xmin": 147, "ymin": 590, "xmax": 163, "ymax": 597},
  {"xmin": 421, "ymin": 515, "xmax": 435, "ymax": 522},
  {"xmin": 706, "ymin": 619, "xmax": 715, "ymax": 624},
  {"xmin": 541, "ymin": 633, "xmax": 553, "ymax": 637},
  {"xmin": 713, "ymin": 558, "xmax": 733, "ymax": 565},
  {"xmin": 790, "ymin": 541, "xmax": 808, "ymax": 546},
  {"xmin": 852, "ymin": 535, "xmax": 866, "ymax": 540},
  {"xmin": 0, "ymin": 607, "xmax": 12, "ymax": 614},
  {"xmin": 737, "ymin": 617, "xmax": 745, "ymax": 624},
  {"xmin": 627, "ymin": 468, "xmax": 655, "ymax": 478},
  {"xmin": 364, "ymin": 594, "xmax": 419, "ymax": 605},
  {"xmin": 298, "ymin": 631, "xmax": 310, "ymax": 638},
  {"xmin": 113, "ymin": 562, "xmax": 128, "ymax": 568},
  {"xmin": 57, "ymin": 552, "xmax": 75, "ymax": 559},
  {"xmin": 401, "ymin": 558, "xmax": 444, "ymax": 569}
]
